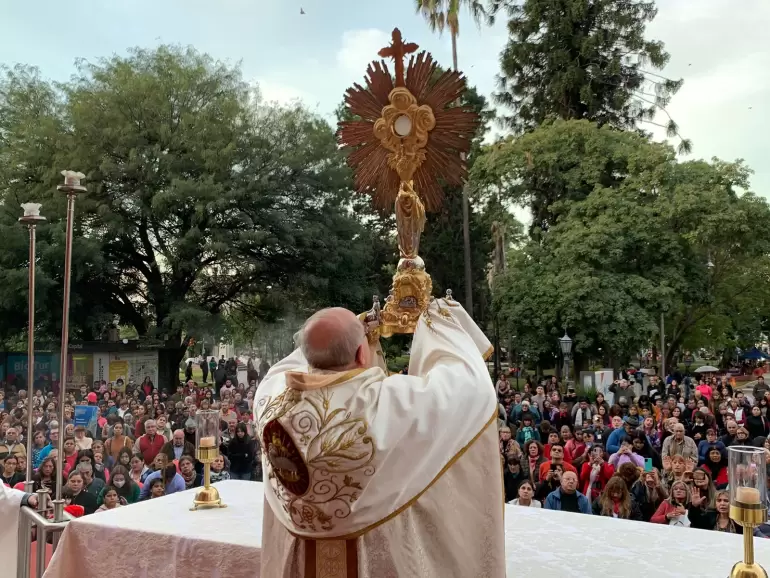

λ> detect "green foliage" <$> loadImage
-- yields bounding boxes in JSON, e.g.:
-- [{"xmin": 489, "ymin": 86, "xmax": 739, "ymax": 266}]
[
  {"xmin": 486, "ymin": 120, "xmax": 770, "ymax": 369},
  {"xmin": 0, "ymin": 46, "xmax": 387, "ymax": 363},
  {"xmin": 491, "ymin": 0, "xmax": 690, "ymax": 153}
]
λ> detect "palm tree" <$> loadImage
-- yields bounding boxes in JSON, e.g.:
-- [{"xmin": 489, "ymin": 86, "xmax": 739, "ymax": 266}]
[{"xmin": 415, "ymin": 0, "xmax": 487, "ymax": 314}]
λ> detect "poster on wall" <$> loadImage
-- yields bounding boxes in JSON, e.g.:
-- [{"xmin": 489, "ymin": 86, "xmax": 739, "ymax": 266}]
[
  {"xmin": 109, "ymin": 360, "xmax": 130, "ymax": 392},
  {"xmin": 94, "ymin": 352, "xmax": 159, "ymax": 391},
  {"xmin": 67, "ymin": 354, "xmax": 94, "ymax": 389}
]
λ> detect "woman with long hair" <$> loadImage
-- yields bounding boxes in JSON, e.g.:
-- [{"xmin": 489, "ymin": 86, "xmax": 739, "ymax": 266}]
[
  {"xmin": 592, "ymin": 476, "xmax": 642, "ymax": 520},
  {"xmin": 631, "ymin": 468, "xmax": 668, "ymax": 522},
  {"xmin": 97, "ymin": 465, "xmax": 140, "ymax": 506},
  {"xmin": 114, "ymin": 447, "xmax": 133, "ymax": 471},
  {"xmin": 129, "ymin": 453, "xmax": 148, "ymax": 487},
  {"xmin": 689, "ymin": 490, "xmax": 741, "ymax": 533},
  {"xmin": 31, "ymin": 456, "xmax": 57, "ymax": 494},
  {"xmin": 225, "ymin": 422, "xmax": 255, "ymax": 481},
  {"xmin": 690, "ymin": 467, "xmax": 717, "ymax": 510},
  {"xmin": 651, "ymin": 480, "xmax": 691, "ymax": 526},
  {"xmin": 520, "ymin": 440, "xmax": 545, "ymax": 484}
]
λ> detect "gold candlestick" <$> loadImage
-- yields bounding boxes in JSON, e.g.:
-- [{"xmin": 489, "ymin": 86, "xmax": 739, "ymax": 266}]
[
  {"xmin": 191, "ymin": 410, "xmax": 226, "ymax": 511},
  {"xmin": 729, "ymin": 447, "xmax": 768, "ymax": 578}
]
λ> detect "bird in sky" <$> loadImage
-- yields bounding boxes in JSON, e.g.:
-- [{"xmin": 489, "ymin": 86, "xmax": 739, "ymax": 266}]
[{"xmin": 300, "ymin": 7, "xmax": 305, "ymax": 14}]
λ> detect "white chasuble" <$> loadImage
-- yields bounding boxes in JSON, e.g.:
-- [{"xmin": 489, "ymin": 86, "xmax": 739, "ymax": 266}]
[
  {"xmin": 1, "ymin": 482, "xmax": 25, "ymax": 578},
  {"xmin": 255, "ymin": 299, "xmax": 506, "ymax": 578}
]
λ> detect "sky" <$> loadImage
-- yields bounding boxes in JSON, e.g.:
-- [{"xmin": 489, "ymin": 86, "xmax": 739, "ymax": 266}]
[{"xmin": 2, "ymin": 0, "xmax": 768, "ymax": 225}]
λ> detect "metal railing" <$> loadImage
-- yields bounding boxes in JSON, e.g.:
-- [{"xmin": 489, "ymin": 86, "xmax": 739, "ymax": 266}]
[{"xmin": 16, "ymin": 489, "xmax": 71, "ymax": 578}]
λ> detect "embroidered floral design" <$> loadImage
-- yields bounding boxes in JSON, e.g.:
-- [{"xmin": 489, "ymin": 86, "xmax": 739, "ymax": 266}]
[{"xmin": 263, "ymin": 388, "xmax": 376, "ymax": 532}]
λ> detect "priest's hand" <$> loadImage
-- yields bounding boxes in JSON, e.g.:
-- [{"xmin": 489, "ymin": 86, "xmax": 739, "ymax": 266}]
[{"xmin": 25, "ymin": 493, "xmax": 38, "ymax": 509}]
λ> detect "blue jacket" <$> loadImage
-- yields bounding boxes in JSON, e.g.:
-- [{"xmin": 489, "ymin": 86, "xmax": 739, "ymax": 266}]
[
  {"xmin": 605, "ymin": 427, "xmax": 628, "ymax": 455},
  {"xmin": 544, "ymin": 488, "xmax": 591, "ymax": 514},
  {"xmin": 697, "ymin": 439, "xmax": 726, "ymax": 463}
]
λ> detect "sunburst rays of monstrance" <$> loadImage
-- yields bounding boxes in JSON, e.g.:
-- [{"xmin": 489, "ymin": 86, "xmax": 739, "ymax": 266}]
[{"xmin": 336, "ymin": 28, "xmax": 479, "ymax": 338}]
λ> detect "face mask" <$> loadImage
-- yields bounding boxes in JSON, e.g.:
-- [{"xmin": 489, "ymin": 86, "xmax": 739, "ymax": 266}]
[{"xmin": 114, "ymin": 480, "xmax": 125, "ymax": 488}]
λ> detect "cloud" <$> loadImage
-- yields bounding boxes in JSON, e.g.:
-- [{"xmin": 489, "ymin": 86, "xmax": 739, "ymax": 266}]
[
  {"xmin": 336, "ymin": 29, "xmax": 390, "ymax": 78},
  {"xmin": 254, "ymin": 78, "xmax": 311, "ymax": 107}
]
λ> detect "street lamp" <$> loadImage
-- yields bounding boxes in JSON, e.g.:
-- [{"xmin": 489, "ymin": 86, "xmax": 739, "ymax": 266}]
[
  {"xmin": 19, "ymin": 203, "xmax": 45, "ymax": 493},
  {"xmin": 559, "ymin": 330, "xmax": 573, "ymax": 388}
]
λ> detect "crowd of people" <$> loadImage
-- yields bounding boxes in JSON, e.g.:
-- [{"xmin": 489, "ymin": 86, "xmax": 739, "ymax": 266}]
[
  {"xmin": 496, "ymin": 370, "xmax": 770, "ymax": 534},
  {"xmin": 0, "ymin": 371, "xmax": 263, "ymax": 517},
  {"xmin": 4, "ymin": 352, "xmax": 770, "ymax": 535}
]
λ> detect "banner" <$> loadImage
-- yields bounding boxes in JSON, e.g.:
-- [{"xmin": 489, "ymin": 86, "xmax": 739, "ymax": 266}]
[{"xmin": 74, "ymin": 405, "xmax": 99, "ymax": 436}]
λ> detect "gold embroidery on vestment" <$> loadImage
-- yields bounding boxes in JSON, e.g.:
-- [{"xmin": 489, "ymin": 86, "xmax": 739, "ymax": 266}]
[{"xmin": 262, "ymin": 387, "xmax": 376, "ymax": 532}]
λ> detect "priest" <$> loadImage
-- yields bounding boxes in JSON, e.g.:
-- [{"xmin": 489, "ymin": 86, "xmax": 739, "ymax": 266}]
[
  {"xmin": 255, "ymin": 297, "xmax": 505, "ymax": 577},
  {"xmin": 1, "ymin": 482, "xmax": 39, "ymax": 578}
]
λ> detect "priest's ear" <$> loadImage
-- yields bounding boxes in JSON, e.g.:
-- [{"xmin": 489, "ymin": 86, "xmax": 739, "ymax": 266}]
[{"xmin": 355, "ymin": 342, "xmax": 371, "ymax": 368}]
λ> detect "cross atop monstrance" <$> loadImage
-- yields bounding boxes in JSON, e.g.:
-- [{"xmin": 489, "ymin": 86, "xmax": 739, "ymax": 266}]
[
  {"xmin": 377, "ymin": 28, "xmax": 418, "ymax": 87},
  {"xmin": 337, "ymin": 27, "xmax": 479, "ymax": 337}
]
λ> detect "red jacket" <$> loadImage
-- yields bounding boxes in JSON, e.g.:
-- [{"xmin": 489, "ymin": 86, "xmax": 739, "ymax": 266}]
[
  {"xmin": 580, "ymin": 461, "xmax": 615, "ymax": 500},
  {"xmin": 138, "ymin": 434, "xmax": 165, "ymax": 466},
  {"xmin": 651, "ymin": 500, "xmax": 683, "ymax": 524}
]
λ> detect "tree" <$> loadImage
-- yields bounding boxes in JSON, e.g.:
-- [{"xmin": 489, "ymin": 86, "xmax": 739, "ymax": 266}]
[
  {"xmin": 415, "ymin": 0, "xmax": 490, "ymax": 314},
  {"xmin": 472, "ymin": 118, "xmax": 671, "ymax": 236},
  {"xmin": 0, "ymin": 47, "xmax": 385, "ymax": 382},
  {"xmin": 491, "ymin": 0, "xmax": 691, "ymax": 153},
  {"xmin": 488, "ymin": 120, "xmax": 770, "ymax": 371}
]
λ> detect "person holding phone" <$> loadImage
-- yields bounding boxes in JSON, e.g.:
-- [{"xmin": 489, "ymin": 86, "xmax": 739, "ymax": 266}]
[
  {"xmin": 608, "ymin": 437, "xmax": 645, "ymax": 469},
  {"xmin": 580, "ymin": 444, "xmax": 614, "ymax": 501}
]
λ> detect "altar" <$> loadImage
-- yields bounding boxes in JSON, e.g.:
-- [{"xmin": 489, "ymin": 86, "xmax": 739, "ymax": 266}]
[{"xmin": 42, "ymin": 480, "xmax": 770, "ymax": 578}]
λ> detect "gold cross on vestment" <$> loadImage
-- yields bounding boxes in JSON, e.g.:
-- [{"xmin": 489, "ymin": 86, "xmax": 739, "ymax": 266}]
[{"xmin": 378, "ymin": 28, "xmax": 419, "ymax": 87}]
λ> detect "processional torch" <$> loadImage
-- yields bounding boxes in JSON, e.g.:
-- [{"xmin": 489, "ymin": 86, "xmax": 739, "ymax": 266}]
[
  {"xmin": 19, "ymin": 203, "xmax": 46, "ymax": 494},
  {"xmin": 336, "ymin": 28, "xmax": 479, "ymax": 340},
  {"xmin": 53, "ymin": 170, "xmax": 87, "ymax": 522}
]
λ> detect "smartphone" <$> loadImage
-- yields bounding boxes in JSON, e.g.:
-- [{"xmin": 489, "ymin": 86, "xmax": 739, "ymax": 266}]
[
  {"xmin": 644, "ymin": 458, "xmax": 653, "ymax": 472},
  {"xmin": 550, "ymin": 463, "xmax": 557, "ymax": 471}
]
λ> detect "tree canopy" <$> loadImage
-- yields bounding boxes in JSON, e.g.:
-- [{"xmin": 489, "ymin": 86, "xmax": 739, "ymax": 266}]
[
  {"xmin": 0, "ymin": 46, "xmax": 386, "ymax": 364},
  {"xmin": 482, "ymin": 120, "xmax": 770, "ymax": 369}
]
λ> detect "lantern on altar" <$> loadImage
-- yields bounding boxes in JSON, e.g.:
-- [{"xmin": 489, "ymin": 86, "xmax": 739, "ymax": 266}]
[
  {"xmin": 191, "ymin": 409, "xmax": 226, "ymax": 511},
  {"xmin": 728, "ymin": 446, "xmax": 767, "ymax": 578}
]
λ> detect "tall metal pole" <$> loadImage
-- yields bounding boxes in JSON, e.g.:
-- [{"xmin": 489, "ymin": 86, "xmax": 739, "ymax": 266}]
[
  {"xmin": 53, "ymin": 171, "xmax": 86, "ymax": 516},
  {"xmin": 660, "ymin": 312, "xmax": 666, "ymax": 379},
  {"xmin": 19, "ymin": 204, "xmax": 46, "ymax": 492}
]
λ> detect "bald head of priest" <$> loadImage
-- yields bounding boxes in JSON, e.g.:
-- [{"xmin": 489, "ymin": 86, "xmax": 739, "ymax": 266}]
[{"xmin": 299, "ymin": 307, "xmax": 371, "ymax": 372}]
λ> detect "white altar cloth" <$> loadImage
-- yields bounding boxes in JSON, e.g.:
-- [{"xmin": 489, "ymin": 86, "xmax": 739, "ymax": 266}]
[
  {"xmin": 43, "ymin": 479, "xmax": 770, "ymax": 578},
  {"xmin": 43, "ymin": 480, "xmax": 264, "ymax": 578}
]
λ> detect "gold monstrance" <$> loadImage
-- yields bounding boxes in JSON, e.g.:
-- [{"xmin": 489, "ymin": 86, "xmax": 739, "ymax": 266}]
[{"xmin": 337, "ymin": 28, "xmax": 479, "ymax": 337}]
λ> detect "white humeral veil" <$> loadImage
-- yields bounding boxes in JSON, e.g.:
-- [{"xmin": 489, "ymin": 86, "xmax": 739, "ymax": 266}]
[
  {"xmin": 255, "ymin": 298, "xmax": 505, "ymax": 577},
  {"xmin": 1, "ymin": 482, "xmax": 25, "ymax": 578}
]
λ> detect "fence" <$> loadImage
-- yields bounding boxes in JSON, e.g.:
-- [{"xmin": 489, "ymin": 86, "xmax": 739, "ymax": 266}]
[{"xmin": 16, "ymin": 489, "xmax": 70, "ymax": 578}]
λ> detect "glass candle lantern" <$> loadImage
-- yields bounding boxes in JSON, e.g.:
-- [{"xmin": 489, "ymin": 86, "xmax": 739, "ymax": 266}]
[
  {"xmin": 195, "ymin": 409, "xmax": 220, "ymax": 463},
  {"xmin": 729, "ymin": 446, "xmax": 767, "ymax": 526}
]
